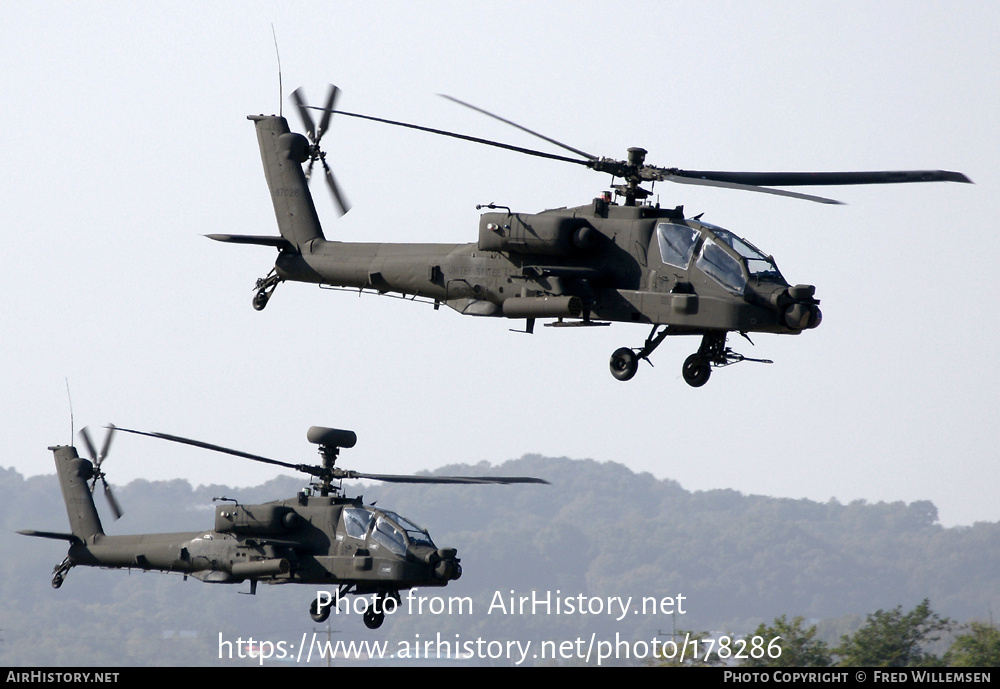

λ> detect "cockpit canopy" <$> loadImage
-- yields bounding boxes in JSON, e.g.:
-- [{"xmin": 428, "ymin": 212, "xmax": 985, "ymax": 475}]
[
  {"xmin": 343, "ymin": 506, "xmax": 435, "ymax": 557},
  {"xmin": 655, "ymin": 221, "xmax": 783, "ymax": 295},
  {"xmin": 706, "ymin": 224, "xmax": 782, "ymax": 280}
]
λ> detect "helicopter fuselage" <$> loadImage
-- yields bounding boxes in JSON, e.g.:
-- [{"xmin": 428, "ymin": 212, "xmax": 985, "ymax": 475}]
[
  {"xmin": 272, "ymin": 201, "xmax": 815, "ymax": 337},
  {"xmin": 64, "ymin": 494, "xmax": 456, "ymax": 591}
]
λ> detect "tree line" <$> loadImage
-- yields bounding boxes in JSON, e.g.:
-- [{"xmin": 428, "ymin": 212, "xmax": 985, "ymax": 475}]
[{"xmin": 659, "ymin": 601, "xmax": 998, "ymax": 667}]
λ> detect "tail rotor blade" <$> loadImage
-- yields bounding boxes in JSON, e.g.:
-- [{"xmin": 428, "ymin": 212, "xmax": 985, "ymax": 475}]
[
  {"xmin": 79, "ymin": 427, "xmax": 99, "ymax": 462},
  {"xmin": 292, "ymin": 85, "xmax": 351, "ymax": 214},
  {"xmin": 99, "ymin": 425, "xmax": 115, "ymax": 464},
  {"xmin": 290, "ymin": 87, "xmax": 317, "ymax": 142},
  {"xmin": 321, "ymin": 158, "xmax": 350, "ymax": 215},
  {"xmin": 103, "ymin": 479, "xmax": 123, "ymax": 520},
  {"xmin": 316, "ymin": 84, "xmax": 339, "ymax": 143}
]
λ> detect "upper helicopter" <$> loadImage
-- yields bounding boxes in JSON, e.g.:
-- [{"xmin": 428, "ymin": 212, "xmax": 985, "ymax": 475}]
[
  {"xmin": 19, "ymin": 424, "xmax": 546, "ymax": 630},
  {"xmin": 209, "ymin": 85, "xmax": 971, "ymax": 387}
]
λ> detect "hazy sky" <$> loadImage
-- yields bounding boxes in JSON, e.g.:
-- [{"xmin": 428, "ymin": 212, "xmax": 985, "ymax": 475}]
[{"xmin": 2, "ymin": 2, "xmax": 996, "ymax": 527}]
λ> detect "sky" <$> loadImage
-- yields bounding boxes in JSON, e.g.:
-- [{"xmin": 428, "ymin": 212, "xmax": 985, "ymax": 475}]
[{"xmin": 1, "ymin": 1, "xmax": 997, "ymax": 527}]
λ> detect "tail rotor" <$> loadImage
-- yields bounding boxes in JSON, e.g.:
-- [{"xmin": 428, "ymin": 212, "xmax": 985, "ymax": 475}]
[
  {"xmin": 78, "ymin": 425, "xmax": 123, "ymax": 520},
  {"xmin": 290, "ymin": 84, "xmax": 351, "ymax": 216}
]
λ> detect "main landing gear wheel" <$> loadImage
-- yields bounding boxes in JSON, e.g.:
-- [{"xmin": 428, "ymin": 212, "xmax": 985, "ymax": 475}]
[
  {"xmin": 610, "ymin": 347, "xmax": 639, "ymax": 381},
  {"xmin": 609, "ymin": 325, "xmax": 672, "ymax": 382},
  {"xmin": 363, "ymin": 607, "xmax": 385, "ymax": 630},
  {"xmin": 310, "ymin": 597, "xmax": 331, "ymax": 623},
  {"xmin": 682, "ymin": 354, "xmax": 711, "ymax": 387}
]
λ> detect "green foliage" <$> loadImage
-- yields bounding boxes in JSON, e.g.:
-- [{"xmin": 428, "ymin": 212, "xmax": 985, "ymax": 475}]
[
  {"xmin": 945, "ymin": 621, "xmax": 1000, "ymax": 667},
  {"xmin": 741, "ymin": 615, "xmax": 831, "ymax": 667},
  {"xmin": 834, "ymin": 599, "xmax": 951, "ymax": 667}
]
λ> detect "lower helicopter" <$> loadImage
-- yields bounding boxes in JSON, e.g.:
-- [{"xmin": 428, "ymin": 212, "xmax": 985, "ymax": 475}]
[{"xmin": 19, "ymin": 424, "xmax": 547, "ymax": 629}]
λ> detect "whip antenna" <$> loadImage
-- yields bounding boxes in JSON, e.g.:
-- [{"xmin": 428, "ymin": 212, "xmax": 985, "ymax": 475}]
[
  {"xmin": 272, "ymin": 24, "xmax": 283, "ymax": 117},
  {"xmin": 65, "ymin": 378, "xmax": 74, "ymax": 443}
]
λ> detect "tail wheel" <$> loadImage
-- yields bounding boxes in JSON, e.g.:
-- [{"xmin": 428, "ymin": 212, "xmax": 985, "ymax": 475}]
[
  {"xmin": 252, "ymin": 290, "xmax": 270, "ymax": 311},
  {"xmin": 51, "ymin": 557, "xmax": 73, "ymax": 589}
]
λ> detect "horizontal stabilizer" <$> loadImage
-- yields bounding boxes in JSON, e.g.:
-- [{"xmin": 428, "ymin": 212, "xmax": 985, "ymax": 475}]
[
  {"xmin": 205, "ymin": 234, "xmax": 291, "ymax": 249},
  {"xmin": 17, "ymin": 529, "xmax": 82, "ymax": 544}
]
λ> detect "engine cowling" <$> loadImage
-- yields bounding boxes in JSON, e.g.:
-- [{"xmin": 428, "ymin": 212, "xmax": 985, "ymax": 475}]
[
  {"xmin": 479, "ymin": 212, "xmax": 596, "ymax": 256},
  {"xmin": 215, "ymin": 504, "xmax": 299, "ymax": 535}
]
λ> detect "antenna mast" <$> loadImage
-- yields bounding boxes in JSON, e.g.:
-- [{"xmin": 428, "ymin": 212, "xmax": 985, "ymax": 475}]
[{"xmin": 271, "ymin": 24, "xmax": 283, "ymax": 117}]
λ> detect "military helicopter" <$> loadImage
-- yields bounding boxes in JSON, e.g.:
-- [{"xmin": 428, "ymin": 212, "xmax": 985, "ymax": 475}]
[
  {"xmin": 210, "ymin": 85, "xmax": 971, "ymax": 386},
  {"xmin": 18, "ymin": 424, "xmax": 546, "ymax": 629}
]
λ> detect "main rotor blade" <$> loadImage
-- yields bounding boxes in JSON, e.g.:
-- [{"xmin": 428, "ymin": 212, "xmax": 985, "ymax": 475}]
[
  {"xmin": 670, "ymin": 169, "xmax": 973, "ymax": 187},
  {"xmin": 114, "ymin": 426, "xmax": 547, "ymax": 486},
  {"xmin": 661, "ymin": 173, "xmax": 843, "ymax": 204},
  {"xmin": 439, "ymin": 94, "xmax": 598, "ymax": 161},
  {"xmin": 114, "ymin": 427, "xmax": 299, "ymax": 472},
  {"xmin": 290, "ymin": 87, "xmax": 317, "ymax": 142},
  {"xmin": 305, "ymin": 106, "xmax": 589, "ymax": 168},
  {"xmin": 352, "ymin": 472, "xmax": 549, "ymax": 485}
]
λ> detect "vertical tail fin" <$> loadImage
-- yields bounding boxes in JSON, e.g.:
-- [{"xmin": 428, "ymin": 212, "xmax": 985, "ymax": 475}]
[
  {"xmin": 52, "ymin": 445, "xmax": 104, "ymax": 540},
  {"xmin": 249, "ymin": 115, "xmax": 326, "ymax": 250}
]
